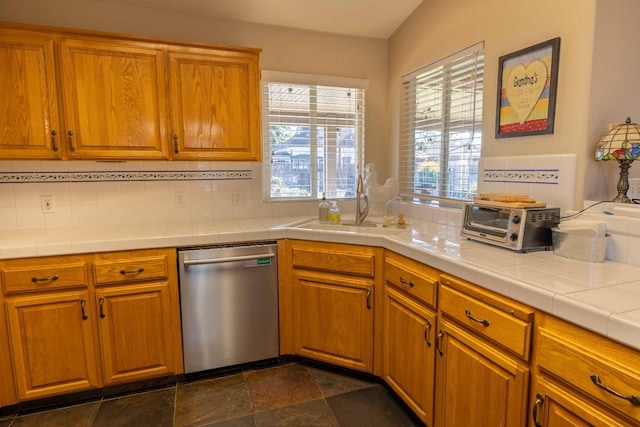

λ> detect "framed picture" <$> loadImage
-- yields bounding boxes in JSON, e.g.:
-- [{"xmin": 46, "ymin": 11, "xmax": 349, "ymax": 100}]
[{"xmin": 495, "ymin": 37, "xmax": 560, "ymax": 138}]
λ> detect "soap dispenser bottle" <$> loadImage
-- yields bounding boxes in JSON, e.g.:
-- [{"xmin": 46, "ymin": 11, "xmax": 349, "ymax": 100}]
[
  {"xmin": 318, "ymin": 193, "xmax": 330, "ymax": 223},
  {"xmin": 329, "ymin": 201, "xmax": 341, "ymax": 224}
]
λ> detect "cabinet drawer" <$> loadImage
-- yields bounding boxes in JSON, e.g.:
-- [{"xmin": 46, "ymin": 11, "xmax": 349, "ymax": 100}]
[
  {"xmin": 93, "ymin": 254, "xmax": 168, "ymax": 285},
  {"xmin": 537, "ymin": 318, "xmax": 640, "ymax": 421},
  {"xmin": 439, "ymin": 284, "xmax": 532, "ymax": 359},
  {"xmin": 2, "ymin": 259, "xmax": 88, "ymax": 294},
  {"xmin": 291, "ymin": 241, "xmax": 375, "ymax": 277},
  {"xmin": 384, "ymin": 251, "xmax": 437, "ymax": 308}
]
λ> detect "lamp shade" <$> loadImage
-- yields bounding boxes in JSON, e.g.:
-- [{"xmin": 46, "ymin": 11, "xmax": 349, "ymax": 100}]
[{"xmin": 595, "ymin": 117, "xmax": 640, "ymax": 161}]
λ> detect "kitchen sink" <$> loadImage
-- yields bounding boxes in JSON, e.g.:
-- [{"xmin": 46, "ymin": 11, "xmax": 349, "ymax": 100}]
[{"xmin": 288, "ymin": 217, "xmax": 408, "ymax": 234}]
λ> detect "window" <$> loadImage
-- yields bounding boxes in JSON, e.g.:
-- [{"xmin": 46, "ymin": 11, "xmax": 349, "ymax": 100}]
[
  {"xmin": 262, "ymin": 72, "xmax": 366, "ymax": 200},
  {"xmin": 400, "ymin": 42, "xmax": 484, "ymax": 202}
]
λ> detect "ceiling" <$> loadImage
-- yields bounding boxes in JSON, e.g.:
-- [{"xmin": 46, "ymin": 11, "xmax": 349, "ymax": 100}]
[{"xmin": 86, "ymin": 0, "xmax": 423, "ymax": 38}]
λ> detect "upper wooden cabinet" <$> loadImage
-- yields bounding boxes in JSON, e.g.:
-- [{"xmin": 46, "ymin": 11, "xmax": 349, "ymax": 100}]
[
  {"xmin": 168, "ymin": 48, "xmax": 261, "ymax": 161},
  {"xmin": 0, "ymin": 29, "xmax": 62, "ymax": 159},
  {"xmin": 0, "ymin": 22, "xmax": 262, "ymax": 161},
  {"xmin": 60, "ymin": 38, "xmax": 169, "ymax": 160}
]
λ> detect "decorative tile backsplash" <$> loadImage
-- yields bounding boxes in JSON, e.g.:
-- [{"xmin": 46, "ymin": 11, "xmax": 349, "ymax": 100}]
[
  {"xmin": 0, "ymin": 170, "xmax": 252, "ymax": 183},
  {"xmin": 478, "ymin": 154, "xmax": 577, "ymax": 213}
]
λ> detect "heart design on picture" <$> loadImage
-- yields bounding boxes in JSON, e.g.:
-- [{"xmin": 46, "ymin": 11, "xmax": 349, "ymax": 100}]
[{"xmin": 505, "ymin": 59, "xmax": 549, "ymax": 124}]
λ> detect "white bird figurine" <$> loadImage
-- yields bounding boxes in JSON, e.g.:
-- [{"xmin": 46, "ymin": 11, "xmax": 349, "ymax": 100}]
[{"xmin": 363, "ymin": 163, "xmax": 399, "ymax": 215}]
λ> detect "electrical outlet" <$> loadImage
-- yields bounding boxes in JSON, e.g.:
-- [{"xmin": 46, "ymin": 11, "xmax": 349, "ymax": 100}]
[
  {"xmin": 629, "ymin": 178, "xmax": 640, "ymax": 201},
  {"xmin": 174, "ymin": 191, "xmax": 186, "ymax": 208},
  {"xmin": 41, "ymin": 195, "xmax": 55, "ymax": 213},
  {"xmin": 233, "ymin": 190, "xmax": 248, "ymax": 206}
]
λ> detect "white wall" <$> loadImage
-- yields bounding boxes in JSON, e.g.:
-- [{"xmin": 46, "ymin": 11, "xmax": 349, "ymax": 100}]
[{"xmin": 387, "ymin": 0, "xmax": 640, "ymax": 209}]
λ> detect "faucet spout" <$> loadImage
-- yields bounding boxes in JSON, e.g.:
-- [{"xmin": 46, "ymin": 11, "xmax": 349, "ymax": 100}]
[{"xmin": 355, "ymin": 174, "xmax": 369, "ymax": 225}]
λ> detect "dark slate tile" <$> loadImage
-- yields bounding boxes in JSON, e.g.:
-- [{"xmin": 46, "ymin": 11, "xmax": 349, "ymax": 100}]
[
  {"xmin": 10, "ymin": 401, "xmax": 100, "ymax": 427},
  {"xmin": 244, "ymin": 363, "xmax": 322, "ymax": 412},
  {"xmin": 206, "ymin": 414, "xmax": 255, "ymax": 426},
  {"xmin": 174, "ymin": 374, "xmax": 252, "ymax": 426},
  {"xmin": 326, "ymin": 385, "xmax": 424, "ymax": 427},
  {"xmin": 305, "ymin": 364, "xmax": 377, "ymax": 398},
  {"xmin": 254, "ymin": 399, "xmax": 339, "ymax": 427},
  {"xmin": 93, "ymin": 387, "xmax": 175, "ymax": 427}
]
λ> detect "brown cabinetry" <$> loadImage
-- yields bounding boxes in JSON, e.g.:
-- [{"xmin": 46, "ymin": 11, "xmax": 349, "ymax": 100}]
[
  {"xmin": 0, "ymin": 29, "xmax": 62, "ymax": 159},
  {"xmin": 382, "ymin": 251, "xmax": 437, "ymax": 426},
  {"xmin": 279, "ymin": 240, "xmax": 381, "ymax": 373},
  {"xmin": 531, "ymin": 313, "xmax": 640, "ymax": 427},
  {"xmin": 0, "ymin": 248, "xmax": 183, "ymax": 402},
  {"xmin": 435, "ymin": 274, "xmax": 533, "ymax": 427},
  {"xmin": 0, "ymin": 22, "xmax": 261, "ymax": 161},
  {"xmin": 168, "ymin": 48, "xmax": 261, "ymax": 161}
]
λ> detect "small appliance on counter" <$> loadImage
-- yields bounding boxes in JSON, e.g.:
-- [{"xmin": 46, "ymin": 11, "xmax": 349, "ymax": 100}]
[{"xmin": 461, "ymin": 193, "xmax": 560, "ymax": 252}]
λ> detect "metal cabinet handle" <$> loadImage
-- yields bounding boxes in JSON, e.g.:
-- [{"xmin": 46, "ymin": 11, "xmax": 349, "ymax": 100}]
[
  {"xmin": 365, "ymin": 289, "xmax": 372, "ymax": 309},
  {"xmin": 590, "ymin": 374, "xmax": 640, "ymax": 406},
  {"xmin": 436, "ymin": 330, "xmax": 444, "ymax": 356},
  {"xmin": 465, "ymin": 309, "xmax": 490, "ymax": 327},
  {"xmin": 51, "ymin": 130, "xmax": 58, "ymax": 152},
  {"xmin": 399, "ymin": 277, "xmax": 414, "ymax": 287},
  {"xmin": 99, "ymin": 297, "xmax": 106, "ymax": 318},
  {"xmin": 68, "ymin": 130, "xmax": 75, "ymax": 152},
  {"xmin": 424, "ymin": 319, "xmax": 432, "ymax": 347},
  {"xmin": 80, "ymin": 299, "xmax": 88, "ymax": 320},
  {"xmin": 532, "ymin": 393, "xmax": 544, "ymax": 427},
  {"xmin": 31, "ymin": 274, "xmax": 59, "ymax": 283},
  {"xmin": 173, "ymin": 134, "xmax": 179, "ymax": 153},
  {"xmin": 120, "ymin": 268, "xmax": 144, "ymax": 275}
]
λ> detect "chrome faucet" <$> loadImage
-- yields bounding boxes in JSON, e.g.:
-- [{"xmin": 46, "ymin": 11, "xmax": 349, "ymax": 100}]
[{"xmin": 355, "ymin": 174, "xmax": 369, "ymax": 225}]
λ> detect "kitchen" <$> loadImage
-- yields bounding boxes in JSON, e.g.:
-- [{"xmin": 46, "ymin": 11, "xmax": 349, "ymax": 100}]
[{"xmin": 1, "ymin": 0, "xmax": 640, "ymax": 425}]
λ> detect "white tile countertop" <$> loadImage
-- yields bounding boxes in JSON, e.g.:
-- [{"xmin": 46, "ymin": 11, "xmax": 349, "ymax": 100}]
[{"xmin": 1, "ymin": 214, "xmax": 639, "ymax": 352}]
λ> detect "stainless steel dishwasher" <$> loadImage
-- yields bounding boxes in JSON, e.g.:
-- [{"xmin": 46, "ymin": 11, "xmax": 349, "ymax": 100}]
[{"xmin": 178, "ymin": 242, "xmax": 279, "ymax": 374}]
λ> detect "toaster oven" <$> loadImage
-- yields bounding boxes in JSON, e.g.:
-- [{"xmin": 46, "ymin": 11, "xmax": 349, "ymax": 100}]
[{"xmin": 461, "ymin": 204, "xmax": 561, "ymax": 251}]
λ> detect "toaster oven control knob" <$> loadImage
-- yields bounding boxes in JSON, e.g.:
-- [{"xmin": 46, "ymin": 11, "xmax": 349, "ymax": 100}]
[
  {"xmin": 509, "ymin": 232, "xmax": 518, "ymax": 241},
  {"xmin": 511, "ymin": 215, "xmax": 521, "ymax": 224}
]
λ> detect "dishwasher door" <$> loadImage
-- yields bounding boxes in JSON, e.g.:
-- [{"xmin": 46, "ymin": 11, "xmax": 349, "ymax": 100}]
[{"xmin": 178, "ymin": 242, "xmax": 279, "ymax": 374}]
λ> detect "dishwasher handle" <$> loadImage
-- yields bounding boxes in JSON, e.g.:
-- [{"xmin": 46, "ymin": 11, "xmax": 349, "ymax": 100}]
[{"xmin": 183, "ymin": 253, "xmax": 275, "ymax": 266}]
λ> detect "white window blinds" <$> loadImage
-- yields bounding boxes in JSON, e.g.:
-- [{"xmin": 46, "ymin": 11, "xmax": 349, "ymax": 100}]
[
  {"xmin": 400, "ymin": 42, "xmax": 484, "ymax": 202},
  {"xmin": 262, "ymin": 72, "xmax": 366, "ymax": 200}
]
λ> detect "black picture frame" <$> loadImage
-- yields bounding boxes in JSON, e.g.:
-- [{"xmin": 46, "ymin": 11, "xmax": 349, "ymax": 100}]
[{"xmin": 495, "ymin": 37, "xmax": 560, "ymax": 138}]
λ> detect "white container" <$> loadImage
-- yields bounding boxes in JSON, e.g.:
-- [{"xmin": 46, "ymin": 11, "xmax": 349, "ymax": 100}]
[{"xmin": 551, "ymin": 228, "xmax": 609, "ymax": 263}]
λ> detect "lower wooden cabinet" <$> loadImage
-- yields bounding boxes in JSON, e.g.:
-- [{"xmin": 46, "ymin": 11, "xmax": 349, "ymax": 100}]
[
  {"xmin": 1, "ymin": 248, "xmax": 183, "ymax": 403},
  {"xmin": 0, "ymin": 291, "xmax": 17, "ymax": 407},
  {"xmin": 383, "ymin": 286, "xmax": 436, "ymax": 425},
  {"xmin": 5, "ymin": 290, "xmax": 101, "ymax": 400}
]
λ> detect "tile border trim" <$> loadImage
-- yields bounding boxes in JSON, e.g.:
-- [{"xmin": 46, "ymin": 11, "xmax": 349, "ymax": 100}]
[
  {"xmin": 483, "ymin": 169, "xmax": 559, "ymax": 184},
  {"xmin": 0, "ymin": 170, "xmax": 252, "ymax": 184}
]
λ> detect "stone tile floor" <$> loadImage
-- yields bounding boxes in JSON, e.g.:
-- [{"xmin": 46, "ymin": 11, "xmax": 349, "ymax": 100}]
[{"xmin": 0, "ymin": 362, "xmax": 424, "ymax": 426}]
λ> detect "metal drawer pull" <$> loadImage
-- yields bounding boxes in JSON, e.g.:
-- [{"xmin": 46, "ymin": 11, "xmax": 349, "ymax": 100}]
[
  {"xmin": 532, "ymin": 393, "xmax": 544, "ymax": 427},
  {"xmin": 366, "ymin": 289, "xmax": 372, "ymax": 309},
  {"xmin": 436, "ymin": 330, "xmax": 444, "ymax": 356},
  {"xmin": 173, "ymin": 134, "xmax": 179, "ymax": 153},
  {"xmin": 424, "ymin": 320, "xmax": 432, "ymax": 347},
  {"xmin": 120, "ymin": 268, "xmax": 144, "ymax": 275},
  {"xmin": 465, "ymin": 309, "xmax": 490, "ymax": 327},
  {"xmin": 31, "ymin": 274, "xmax": 59, "ymax": 283},
  {"xmin": 99, "ymin": 297, "xmax": 106, "ymax": 318},
  {"xmin": 80, "ymin": 299, "xmax": 88, "ymax": 320},
  {"xmin": 51, "ymin": 130, "xmax": 58, "ymax": 152},
  {"xmin": 590, "ymin": 374, "xmax": 640, "ymax": 406},
  {"xmin": 399, "ymin": 277, "xmax": 414, "ymax": 287},
  {"xmin": 68, "ymin": 130, "xmax": 75, "ymax": 152}
]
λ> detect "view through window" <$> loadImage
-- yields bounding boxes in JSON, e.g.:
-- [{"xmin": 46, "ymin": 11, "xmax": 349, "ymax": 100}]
[
  {"xmin": 262, "ymin": 78, "xmax": 365, "ymax": 200},
  {"xmin": 400, "ymin": 42, "xmax": 484, "ymax": 202}
]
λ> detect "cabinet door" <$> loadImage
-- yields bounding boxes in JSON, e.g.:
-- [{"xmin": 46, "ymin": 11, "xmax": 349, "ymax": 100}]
[
  {"xmin": 6, "ymin": 291, "xmax": 100, "ymax": 400},
  {"xmin": 434, "ymin": 319, "xmax": 529, "ymax": 427},
  {"xmin": 168, "ymin": 49, "xmax": 261, "ymax": 161},
  {"xmin": 0, "ymin": 30, "xmax": 61, "ymax": 159},
  {"xmin": 383, "ymin": 286, "xmax": 436, "ymax": 426},
  {"xmin": 293, "ymin": 270, "xmax": 374, "ymax": 372},
  {"xmin": 531, "ymin": 376, "xmax": 631, "ymax": 427},
  {"xmin": 96, "ymin": 282, "xmax": 177, "ymax": 385},
  {"xmin": 60, "ymin": 38, "xmax": 168, "ymax": 159},
  {"xmin": 0, "ymin": 292, "xmax": 17, "ymax": 406}
]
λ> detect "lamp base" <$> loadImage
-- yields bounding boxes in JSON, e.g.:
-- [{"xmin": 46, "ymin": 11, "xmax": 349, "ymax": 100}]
[{"xmin": 612, "ymin": 159, "xmax": 633, "ymax": 203}]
